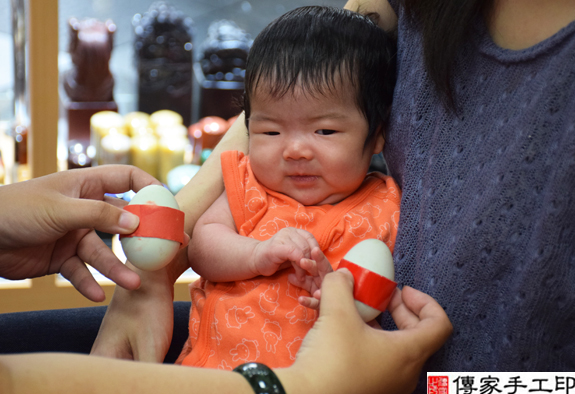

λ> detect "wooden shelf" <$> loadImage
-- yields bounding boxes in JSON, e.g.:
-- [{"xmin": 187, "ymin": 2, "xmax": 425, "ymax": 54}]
[{"xmin": 28, "ymin": 0, "xmax": 59, "ymax": 178}]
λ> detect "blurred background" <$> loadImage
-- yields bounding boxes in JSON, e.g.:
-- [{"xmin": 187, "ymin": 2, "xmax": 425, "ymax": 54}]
[
  {"xmin": 0, "ymin": 0, "xmax": 345, "ymax": 126},
  {"xmin": 0, "ymin": 0, "xmax": 348, "ymax": 312}
]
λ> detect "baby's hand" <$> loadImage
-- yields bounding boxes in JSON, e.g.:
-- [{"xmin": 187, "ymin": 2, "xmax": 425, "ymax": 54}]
[
  {"xmin": 252, "ymin": 227, "xmax": 319, "ymax": 277},
  {"xmin": 288, "ymin": 247, "xmax": 333, "ymax": 310}
]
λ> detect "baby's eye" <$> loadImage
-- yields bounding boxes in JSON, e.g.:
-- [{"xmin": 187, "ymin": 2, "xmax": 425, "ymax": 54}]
[
  {"xmin": 263, "ymin": 131, "xmax": 280, "ymax": 135},
  {"xmin": 316, "ymin": 129, "xmax": 337, "ymax": 135}
]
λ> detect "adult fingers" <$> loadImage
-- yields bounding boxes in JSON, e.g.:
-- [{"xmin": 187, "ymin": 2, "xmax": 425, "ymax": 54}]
[
  {"xmin": 72, "ymin": 165, "xmax": 161, "ymax": 200},
  {"xmin": 387, "ymin": 287, "xmax": 421, "ymax": 329},
  {"xmin": 389, "ymin": 286, "xmax": 453, "ymax": 359},
  {"xmin": 76, "ymin": 230, "xmax": 141, "ymax": 291},
  {"xmin": 61, "ymin": 166, "xmax": 160, "ymax": 234},
  {"xmin": 58, "ymin": 197, "xmax": 141, "ymax": 236},
  {"xmin": 319, "ymin": 268, "xmax": 359, "ymax": 319},
  {"xmin": 401, "ymin": 286, "xmax": 449, "ymax": 321},
  {"xmin": 59, "ymin": 255, "xmax": 106, "ymax": 302},
  {"xmin": 295, "ymin": 274, "xmax": 451, "ymax": 394},
  {"xmin": 293, "ymin": 268, "xmax": 365, "ymax": 392},
  {"xmin": 103, "ymin": 194, "xmax": 129, "ymax": 208},
  {"xmin": 400, "ymin": 286, "xmax": 453, "ymax": 356},
  {"xmin": 294, "ymin": 269, "xmax": 360, "ymax": 358}
]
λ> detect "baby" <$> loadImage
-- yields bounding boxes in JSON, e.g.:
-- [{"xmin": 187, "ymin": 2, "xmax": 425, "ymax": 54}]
[{"xmin": 177, "ymin": 5, "xmax": 400, "ymax": 369}]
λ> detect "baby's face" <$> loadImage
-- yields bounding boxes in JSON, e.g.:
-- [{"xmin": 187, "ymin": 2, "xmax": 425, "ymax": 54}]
[{"xmin": 248, "ymin": 81, "xmax": 383, "ymax": 206}]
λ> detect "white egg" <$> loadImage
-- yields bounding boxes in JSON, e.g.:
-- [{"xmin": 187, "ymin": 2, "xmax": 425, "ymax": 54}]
[
  {"xmin": 120, "ymin": 185, "xmax": 182, "ymax": 271},
  {"xmin": 341, "ymin": 239, "xmax": 395, "ymax": 321}
]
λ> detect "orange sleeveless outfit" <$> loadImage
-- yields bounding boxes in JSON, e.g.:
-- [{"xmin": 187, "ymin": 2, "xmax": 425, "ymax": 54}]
[{"xmin": 177, "ymin": 151, "xmax": 401, "ymax": 369}]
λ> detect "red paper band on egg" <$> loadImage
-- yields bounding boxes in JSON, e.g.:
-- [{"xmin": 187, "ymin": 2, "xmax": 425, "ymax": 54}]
[
  {"xmin": 338, "ymin": 258, "xmax": 397, "ymax": 312},
  {"xmin": 120, "ymin": 205, "xmax": 185, "ymax": 245}
]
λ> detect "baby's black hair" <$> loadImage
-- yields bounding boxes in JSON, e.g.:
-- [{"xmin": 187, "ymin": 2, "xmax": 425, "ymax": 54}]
[{"xmin": 243, "ymin": 6, "xmax": 397, "ymax": 145}]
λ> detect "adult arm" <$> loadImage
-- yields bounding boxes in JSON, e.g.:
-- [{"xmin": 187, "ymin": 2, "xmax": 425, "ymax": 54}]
[
  {"xmin": 292, "ymin": 270, "xmax": 453, "ymax": 394},
  {"xmin": 344, "ymin": 0, "xmax": 398, "ymax": 31},
  {"xmin": 0, "ymin": 165, "xmax": 160, "ymax": 302},
  {"xmin": 1, "ymin": 269, "xmax": 452, "ymax": 394},
  {"xmin": 91, "ymin": 114, "xmax": 250, "ymax": 362}
]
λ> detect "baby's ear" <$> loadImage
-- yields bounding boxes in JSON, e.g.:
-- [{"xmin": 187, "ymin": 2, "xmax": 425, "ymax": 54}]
[{"xmin": 372, "ymin": 125, "xmax": 385, "ymax": 154}]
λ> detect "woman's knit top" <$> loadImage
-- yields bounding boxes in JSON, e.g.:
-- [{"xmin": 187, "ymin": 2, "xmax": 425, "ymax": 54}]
[{"xmin": 384, "ymin": 0, "xmax": 575, "ymax": 388}]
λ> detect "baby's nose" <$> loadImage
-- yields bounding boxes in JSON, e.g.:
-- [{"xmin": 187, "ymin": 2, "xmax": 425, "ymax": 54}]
[{"xmin": 283, "ymin": 137, "xmax": 314, "ymax": 160}]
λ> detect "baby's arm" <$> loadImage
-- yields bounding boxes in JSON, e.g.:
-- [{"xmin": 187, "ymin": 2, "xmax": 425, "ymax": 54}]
[
  {"xmin": 189, "ymin": 190, "xmax": 257, "ymax": 281},
  {"xmin": 190, "ymin": 191, "xmax": 320, "ymax": 282},
  {"xmin": 288, "ymin": 247, "xmax": 334, "ymax": 309}
]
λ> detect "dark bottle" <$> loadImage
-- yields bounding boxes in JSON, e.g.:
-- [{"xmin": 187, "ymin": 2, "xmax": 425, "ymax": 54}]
[
  {"xmin": 196, "ymin": 20, "xmax": 251, "ymax": 120},
  {"xmin": 133, "ymin": 2, "xmax": 194, "ymax": 126}
]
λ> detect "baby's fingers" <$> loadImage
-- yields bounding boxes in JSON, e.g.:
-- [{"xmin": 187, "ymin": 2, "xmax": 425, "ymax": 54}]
[
  {"xmin": 291, "ymin": 261, "xmax": 308, "ymax": 283},
  {"xmin": 300, "ymin": 258, "xmax": 319, "ymax": 277},
  {"xmin": 310, "ymin": 247, "xmax": 333, "ymax": 277},
  {"xmin": 288, "ymin": 272, "xmax": 309, "ymax": 288},
  {"xmin": 287, "ymin": 272, "xmax": 320, "ymax": 296}
]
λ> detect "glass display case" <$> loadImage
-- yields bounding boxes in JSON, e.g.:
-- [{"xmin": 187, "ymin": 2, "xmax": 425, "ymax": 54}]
[
  {"xmin": 0, "ymin": 1, "xmax": 12, "ymax": 131},
  {"xmin": 0, "ymin": 0, "xmax": 346, "ymax": 313}
]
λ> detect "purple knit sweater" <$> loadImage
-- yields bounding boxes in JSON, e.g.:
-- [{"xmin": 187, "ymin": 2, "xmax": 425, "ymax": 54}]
[{"xmin": 384, "ymin": 0, "xmax": 575, "ymax": 387}]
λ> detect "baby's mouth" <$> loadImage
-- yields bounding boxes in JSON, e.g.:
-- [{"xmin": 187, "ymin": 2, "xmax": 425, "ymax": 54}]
[{"xmin": 288, "ymin": 175, "xmax": 318, "ymax": 183}]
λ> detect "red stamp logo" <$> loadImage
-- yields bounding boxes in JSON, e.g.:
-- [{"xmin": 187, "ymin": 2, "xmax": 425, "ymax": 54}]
[{"xmin": 428, "ymin": 376, "xmax": 449, "ymax": 394}]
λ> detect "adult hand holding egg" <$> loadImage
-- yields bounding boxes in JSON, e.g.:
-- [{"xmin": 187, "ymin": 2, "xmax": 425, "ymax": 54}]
[
  {"xmin": 290, "ymin": 239, "xmax": 397, "ymax": 321},
  {"xmin": 0, "ymin": 165, "xmax": 160, "ymax": 302},
  {"xmin": 338, "ymin": 239, "xmax": 397, "ymax": 321},
  {"xmin": 120, "ymin": 185, "xmax": 187, "ymax": 271}
]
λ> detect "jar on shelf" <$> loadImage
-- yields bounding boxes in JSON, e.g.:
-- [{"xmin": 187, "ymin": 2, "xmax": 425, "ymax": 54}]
[
  {"xmin": 158, "ymin": 132, "xmax": 189, "ymax": 185},
  {"xmin": 100, "ymin": 132, "xmax": 131, "ymax": 165},
  {"xmin": 90, "ymin": 111, "xmax": 126, "ymax": 165},
  {"xmin": 131, "ymin": 133, "xmax": 159, "ymax": 178}
]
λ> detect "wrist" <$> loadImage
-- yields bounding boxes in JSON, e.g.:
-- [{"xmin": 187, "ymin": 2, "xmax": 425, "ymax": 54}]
[
  {"xmin": 124, "ymin": 261, "xmax": 175, "ymax": 301},
  {"xmin": 250, "ymin": 241, "xmax": 268, "ymax": 277},
  {"xmin": 275, "ymin": 364, "xmax": 317, "ymax": 394},
  {"xmin": 164, "ymin": 247, "xmax": 191, "ymax": 285}
]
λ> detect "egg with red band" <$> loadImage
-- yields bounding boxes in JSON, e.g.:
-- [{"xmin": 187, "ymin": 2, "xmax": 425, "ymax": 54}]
[
  {"xmin": 120, "ymin": 185, "xmax": 185, "ymax": 271},
  {"xmin": 338, "ymin": 239, "xmax": 397, "ymax": 322}
]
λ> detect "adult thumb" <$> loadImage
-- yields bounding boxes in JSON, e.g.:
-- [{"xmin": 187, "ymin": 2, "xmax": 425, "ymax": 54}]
[{"xmin": 318, "ymin": 268, "xmax": 360, "ymax": 319}]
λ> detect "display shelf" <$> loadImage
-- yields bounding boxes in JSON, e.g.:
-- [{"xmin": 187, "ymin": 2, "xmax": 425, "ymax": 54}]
[
  {"xmin": 0, "ymin": 278, "xmax": 31, "ymax": 289},
  {"xmin": 0, "ymin": 272, "xmax": 196, "ymax": 314}
]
